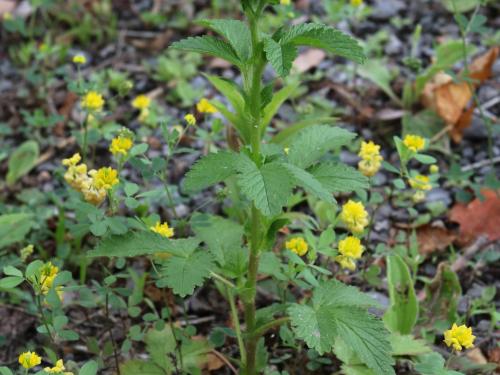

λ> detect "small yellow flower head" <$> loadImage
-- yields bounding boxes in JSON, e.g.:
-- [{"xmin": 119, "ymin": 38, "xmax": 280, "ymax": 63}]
[
  {"xmin": 82, "ymin": 91, "xmax": 105, "ymax": 112},
  {"xmin": 280, "ymin": 0, "xmax": 291, "ymax": 4},
  {"xmin": 184, "ymin": 114, "xmax": 196, "ymax": 126},
  {"xmin": 91, "ymin": 167, "xmax": 119, "ymax": 190},
  {"xmin": 40, "ymin": 262, "xmax": 59, "ymax": 295},
  {"xmin": 350, "ymin": 0, "xmax": 363, "ymax": 7},
  {"xmin": 62, "ymin": 153, "xmax": 81, "ymax": 167},
  {"xmin": 196, "ymin": 98, "xmax": 218, "ymax": 114},
  {"xmin": 430, "ymin": 164, "xmax": 439, "ymax": 174},
  {"xmin": 285, "ymin": 237, "xmax": 308, "ymax": 256},
  {"xmin": 45, "ymin": 359, "xmax": 65, "ymax": 373},
  {"xmin": 132, "ymin": 94, "xmax": 151, "ymax": 110},
  {"xmin": 151, "ymin": 221, "xmax": 174, "ymax": 238},
  {"xmin": 409, "ymin": 175, "xmax": 431, "ymax": 191},
  {"xmin": 284, "ymin": 147, "xmax": 290, "ymax": 155},
  {"xmin": 3, "ymin": 12, "xmax": 13, "ymax": 20},
  {"xmin": 19, "ymin": 351, "xmax": 42, "ymax": 369},
  {"xmin": 335, "ymin": 255, "xmax": 356, "ymax": 270},
  {"xmin": 358, "ymin": 141, "xmax": 383, "ymax": 177},
  {"xmin": 338, "ymin": 236, "xmax": 364, "ymax": 259},
  {"xmin": 358, "ymin": 141, "xmax": 381, "ymax": 160},
  {"xmin": 403, "ymin": 134, "xmax": 425, "ymax": 153},
  {"xmin": 110, "ymin": 135, "xmax": 133, "ymax": 156},
  {"xmin": 412, "ymin": 190, "xmax": 426, "ymax": 203},
  {"xmin": 82, "ymin": 185, "xmax": 107, "ymax": 206},
  {"xmin": 72, "ymin": 54, "xmax": 86, "ymax": 64},
  {"xmin": 358, "ymin": 159, "xmax": 381, "ymax": 177},
  {"xmin": 20, "ymin": 244, "xmax": 34, "ymax": 262},
  {"xmin": 444, "ymin": 323, "xmax": 475, "ymax": 351},
  {"xmin": 340, "ymin": 200, "xmax": 369, "ymax": 233}
]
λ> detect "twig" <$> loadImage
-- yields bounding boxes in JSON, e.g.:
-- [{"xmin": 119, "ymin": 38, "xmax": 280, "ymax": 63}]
[
  {"xmin": 210, "ymin": 349, "xmax": 238, "ymax": 374},
  {"xmin": 451, "ymin": 235, "xmax": 490, "ymax": 272},
  {"xmin": 462, "ymin": 156, "xmax": 500, "ymax": 172},
  {"xmin": 430, "ymin": 124, "xmax": 453, "ymax": 143}
]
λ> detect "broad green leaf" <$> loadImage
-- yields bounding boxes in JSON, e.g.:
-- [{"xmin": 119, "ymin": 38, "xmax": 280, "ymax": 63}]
[
  {"xmin": 0, "ymin": 367, "xmax": 13, "ymax": 375},
  {"xmin": 263, "ymin": 37, "xmax": 297, "ymax": 77},
  {"xmin": 390, "ymin": 334, "xmax": 430, "ymax": 357},
  {"xmin": 191, "ymin": 213, "xmax": 244, "ymax": 267},
  {"xmin": 170, "ymin": 35, "xmax": 243, "ymax": 67},
  {"xmin": 236, "ymin": 156, "xmax": 294, "ymax": 216},
  {"xmin": 278, "ymin": 23, "xmax": 365, "ymax": 64},
  {"xmin": 261, "ymin": 82, "xmax": 300, "ymax": 132},
  {"xmin": 183, "ymin": 151, "xmax": 241, "ymax": 193},
  {"xmin": 271, "ymin": 116, "xmax": 337, "ymax": 144},
  {"xmin": 203, "ymin": 74, "xmax": 246, "ymax": 115},
  {"xmin": 0, "ymin": 213, "xmax": 34, "ymax": 249},
  {"xmin": 282, "ymin": 163, "xmax": 334, "ymax": 203},
  {"xmin": 415, "ymin": 353, "xmax": 464, "ymax": 375},
  {"xmin": 79, "ymin": 361, "xmax": 99, "ymax": 375},
  {"xmin": 198, "ymin": 19, "xmax": 252, "ymax": 61},
  {"xmin": 312, "ymin": 280, "xmax": 380, "ymax": 309},
  {"xmin": 358, "ymin": 60, "xmax": 401, "ymax": 105},
  {"xmin": 7, "ymin": 140, "xmax": 39, "ymax": 186},
  {"xmin": 88, "ymin": 231, "xmax": 200, "ymax": 258},
  {"xmin": 286, "ymin": 125, "xmax": 356, "ymax": 168},
  {"xmin": 0, "ymin": 276, "xmax": 24, "ymax": 289},
  {"xmin": 383, "ymin": 255, "xmax": 418, "ymax": 335},
  {"xmin": 145, "ymin": 326, "xmax": 176, "ymax": 371},
  {"xmin": 310, "ymin": 162, "xmax": 369, "ymax": 192},
  {"xmin": 288, "ymin": 281, "xmax": 394, "ymax": 375},
  {"xmin": 120, "ymin": 360, "xmax": 164, "ymax": 375},
  {"xmin": 441, "ymin": 0, "xmax": 480, "ymax": 13},
  {"xmin": 158, "ymin": 250, "xmax": 214, "ymax": 297}
]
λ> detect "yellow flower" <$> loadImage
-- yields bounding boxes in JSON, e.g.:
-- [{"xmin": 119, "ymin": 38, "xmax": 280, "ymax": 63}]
[
  {"xmin": 340, "ymin": 200, "xmax": 369, "ymax": 233},
  {"xmin": 280, "ymin": 0, "xmax": 291, "ymax": 4},
  {"xmin": 91, "ymin": 167, "xmax": 119, "ymax": 190},
  {"xmin": 132, "ymin": 94, "xmax": 151, "ymax": 110},
  {"xmin": 338, "ymin": 236, "xmax": 364, "ymax": 259},
  {"xmin": 20, "ymin": 244, "xmax": 34, "ymax": 262},
  {"xmin": 72, "ymin": 54, "xmax": 86, "ymax": 64},
  {"xmin": 358, "ymin": 141, "xmax": 383, "ymax": 177},
  {"xmin": 335, "ymin": 255, "xmax": 356, "ymax": 270},
  {"xmin": 409, "ymin": 175, "xmax": 431, "ymax": 191},
  {"xmin": 45, "ymin": 359, "xmax": 65, "ymax": 373},
  {"xmin": 430, "ymin": 164, "xmax": 439, "ymax": 174},
  {"xmin": 150, "ymin": 221, "xmax": 174, "ymax": 238},
  {"xmin": 285, "ymin": 237, "xmax": 308, "ymax": 256},
  {"xmin": 403, "ymin": 134, "xmax": 425, "ymax": 153},
  {"xmin": 19, "ymin": 351, "xmax": 42, "ymax": 369},
  {"xmin": 81, "ymin": 185, "xmax": 107, "ymax": 206},
  {"xmin": 82, "ymin": 91, "xmax": 105, "ymax": 112},
  {"xmin": 110, "ymin": 135, "xmax": 133, "ymax": 156},
  {"xmin": 184, "ymin": 114, "xmax": 196, "ymax": 126},
  {"xmin": 40, "ymin": 262, "xmax": 59, "ymax": 295},
  {"xmin": 350, "ymin": 0, "xmax": 363, "ymax": 6},
  {"xmin": 196, "ymin": 98, "xmax": 218, "ymax": 114},
  {"xmin": 3, "ymin": 12, "xmax": 13, "ymax": 20},
  {"xmin": 284, "ymin": 147, "xmax": 290, "ymax": 155},
  {"xmin": 358, "ymin": 141, "xmax": 381, "ymax": 160},
  {"xmin": 412, "ymin": 190, "xmax": 426, "ymax": 203},
  {"xmin": 62, "ymin": 153, "xmax": 81, "ymax": 167},
  {"xmin": 444, "ymin": 323, "xmax": 475, "ymax": 351}
]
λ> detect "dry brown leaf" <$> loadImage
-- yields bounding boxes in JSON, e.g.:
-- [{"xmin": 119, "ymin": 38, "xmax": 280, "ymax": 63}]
[
  {"xmin": 417, "ymin": 224, "xmax": 457, "ymax": 255},
  {"xmin": 293, "ymin": 48, "xmax": 326, "ymax": 73},
  {"xmin": 421, "ymin": 47, "xmax": 499, "ymax": 142},
  {"xmin": 466, "ymin": 348, "xmax": 488, "ymax": 365},
  {"xmin": 449, "ymin": 189, "xmax": 500, "ymax": 242}
]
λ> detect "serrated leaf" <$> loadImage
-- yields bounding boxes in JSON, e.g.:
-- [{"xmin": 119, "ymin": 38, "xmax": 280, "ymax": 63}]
[
  {"xmin": 311, "ymin": 162, "xmax": 369, "ymax": 193},
  {"xmin": 312, "ymin": 280, "xmax": 381, "ymax": 309},
  {"xmin": 236, "ymin": 156, "xmax": 294, "ymax": 216},
  {"xmin": 261, "ymin": 82, "xmax": 299, "ymax": 131},
  {"xmin": 263, "ymin": 37, "xmax": 297, "ymax": 77},
  {"xmin": 415, "ymin": 353, "xmax": 464, "ymax": 375},
  {"xmin": 278, "ymin": 23, "xmax": 365, "ymax": 64},
  {"xmin": 198, "ymin": 19, "xmax": 252, "ymax": 61},
  {"xmin": 288, "ymin": 281, "xmax": 394, "ymax": 375},
  {"xmin": 283, "ymin": 163, "xmax": 334, "ymax": 203},
  {"xmin": 88, "ymin": 231, "xmax": 200, "ymax": 258},
  {"xmin": 120, "ymin": 360, "xmax": 164, "ymax": 375},
  {"xmin": 170, "ymin": 35, "xmax": 242, "ymax": 67},
  {"xmin": 183, "ymin": 151, "xmax": 241, "ymax": 193},
  {"xmin": 158, "ymin": 250, "xmax": 214, "ymax": 297},
  {"xmin": 287, "ymin": 125, "xmax": 356, "ymax": 168}
]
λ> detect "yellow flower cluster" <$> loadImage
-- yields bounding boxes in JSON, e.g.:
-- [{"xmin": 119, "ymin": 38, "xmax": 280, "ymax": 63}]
[
  {"xmin": 351, "ymin": 0, "xmax": 363, "ymax": 6},
  {"xmin": 444, "ymin": 323, "xmax": 475, "ymax": 351},
  {"xmin": 280, "ymin": 0, "xmax": 291, "ymax": 4},
  {"xmin": 110, "ymin": 135, "xmax": 133, "ymax": 156},
  {"xmin": 409, "ymin": 174, "xmax": 431, "ymax": 191},
  {"xmin": 335, "ymin": 236, "xmax": 364, "ymax": 270},
  {"xmin": 285, "ymin": 237, "xmax": 308, "ymax": 256},
  {"xmin": 62, "ymin": 153, "xmax": 117, "ymax": 205},
  {"xmin": 72, "ymin": 54, "xmax": 86, "ymax": 65},
  {"xmin": 19, "ymin": 351, "xmax": 41, "ymax": 369},
  {"xmin": 197, "ymin": 98, "xmax": 218, "ymax": 114},
  {"xmin": 39, "ymin": 261, "xmax": 59, "ymax": 295},
  {"xmin": 403, "ymin": 134, "xmax": 425, "ymax": 153},
  {"xmin": 358, "ymin": 140, "xmax": 383, "ymax": 177},
  {"xmin": 150, "ymin": 221, "xmax": 174, "ymax": 238},
  {"xmin": 132, "ymin": 94, "xmax": 151, "ymax": 110},
  {"xmin": 45, "ymin": 359, "xmax": 66, "ymax": 373},
  {"xmin": 81, "ymin": 91, "xmax": 105, "ymax": 112},
  {"xmin": 340, "ymin": 200, "xmax": 369, "ymax": 234},
  {"xmin": 184, "ymin": 114, "xmax": 196, "ymax": 126}
]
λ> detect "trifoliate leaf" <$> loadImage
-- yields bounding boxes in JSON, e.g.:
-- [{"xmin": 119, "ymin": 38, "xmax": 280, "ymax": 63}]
[
  {"xmin": 311, "ymin": 162, "xmax": 369, "ymax": 192},
  {"xmin": 282, "ymin": 163, "xmax": 334, "ymax": 203},
  {"xmin": 287, "ymin": 125, "xmax": 356, "ymax": 168},
  {"xmin": 288, "ymin": 281, "xmax": 394, "ymax": 375},
  {"xmin": 183, "ymin": 151, "xmax": 241, "ymax": 193},
  {"xmin": 170, "ymin": 35, "xmax": 243, "ymax": 67},
  {"xmin": 236, "ymin": 156, "xmax": 294, "ymax": 217},
  {"xmin": 263, "ymin": 37, "xmax": 297, "ymax": 77},
  {"xmin": 198, "ymin": 19, "xmax": 252, "ymax": 61},
  {"xmin": 277, "ymin": 23, "xmax": 365, "ymax": 64}
]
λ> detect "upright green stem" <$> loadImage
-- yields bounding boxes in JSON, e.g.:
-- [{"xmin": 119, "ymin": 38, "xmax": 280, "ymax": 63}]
[{"xmin": 242, "ymin": 4, "xmax": 265, "ymax": 374}]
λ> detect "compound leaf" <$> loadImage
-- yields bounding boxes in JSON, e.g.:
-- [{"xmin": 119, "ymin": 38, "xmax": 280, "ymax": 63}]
[
  {"xmin": 198, "ymin": 19, "xmax": 252, "ymax": 61},
  {"xmin": 311, "ymin": 162, "xmax": 369, "ymax": 193}
]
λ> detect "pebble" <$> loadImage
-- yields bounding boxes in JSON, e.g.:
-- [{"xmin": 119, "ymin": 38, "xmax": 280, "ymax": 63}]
[
  {"xmin": 371, "ymin": 0, "xmax": 405, "ymax": 20},
  {"xmin": 385, "ymin": 35, "xmax": 403, "ymax": 55},
  {"xmin": 426, "ymin": 188, "xmax": 452, "ymax": 207},
  {"xmin": 463, "ymin": 115, "xmax": 490, "ymax": 141}
]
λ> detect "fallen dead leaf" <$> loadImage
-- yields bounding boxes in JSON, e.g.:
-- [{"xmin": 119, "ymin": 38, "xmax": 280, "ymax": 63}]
[
  {"xmin": 449, "ymin": 189, "xmax": 500, "ymax": 243},
  {"xmin": 421, "ymin": 47, "xmax": 499, "ymax": 142},
  {"xmin": 293, "ymin": 48, "xmax": 326, "ymax": 73},
  {"xmin": 204, "ymin": 353, "xmax": 225, "ymax": 371},
  {"xmin": 466, "ymin": 347, "xmax": 488, "ymax": 365},
  {"xmin": 416, "ymin": 223, "xmax": 457, "ymax": 255},
  {"xmin": 487, "ymin": 347, "xmax": 500, "ymax": 368}
]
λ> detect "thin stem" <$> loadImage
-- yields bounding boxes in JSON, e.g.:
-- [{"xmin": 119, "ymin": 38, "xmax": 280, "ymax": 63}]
[
  {"xmin": 250, "ymin": 317, "xmax": 291, "ymax": 339},
  {"xmin": 35, "ymin": 294, "xmax": 56, "ymax": 345},
  {"xmin": 227, "ymin": 285, "xmax": 247, "ymax": 365}
]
